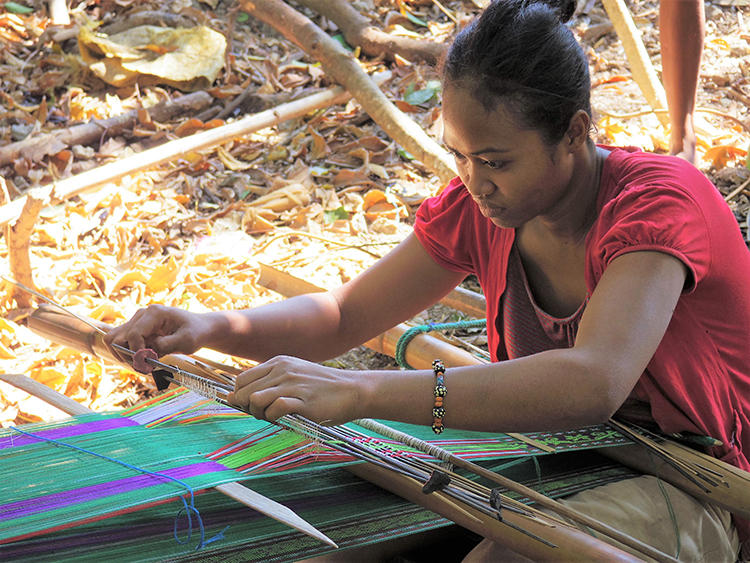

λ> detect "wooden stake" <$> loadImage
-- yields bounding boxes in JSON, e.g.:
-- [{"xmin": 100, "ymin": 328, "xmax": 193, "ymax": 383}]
[{"xmin": 6, "ymin": 195, "xmax": 44, "ymax": 308}]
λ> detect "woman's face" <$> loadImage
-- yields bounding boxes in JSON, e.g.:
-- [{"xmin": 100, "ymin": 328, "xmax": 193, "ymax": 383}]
[{"xmin": 441, "ymin": 85, "xmax": 577, "ymax": 229}]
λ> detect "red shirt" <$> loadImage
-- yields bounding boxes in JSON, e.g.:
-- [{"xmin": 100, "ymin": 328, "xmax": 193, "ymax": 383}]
[{"xmin": 414, "ymin": 148, "xmax": 750, "ymax": 477}]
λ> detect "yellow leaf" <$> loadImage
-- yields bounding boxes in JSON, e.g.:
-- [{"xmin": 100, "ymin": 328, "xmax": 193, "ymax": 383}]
[
  {"xmin": 110, "ymin": 270, "xmax": 149, "ymax": 295},
  {"xmin": 90, "ymin": 302, "xmax": 123, "ymax": 324},
  {"xmin": 0, "ymin": 341, "xmax": 15, "ymax": 360},
  {"xmin": 217, "ymin": 146, "xmax": 252, "ymax": 171},
  {"xmin": 702, "ymin": 145, "xmax": 747, "ymax": 169},
  {"xmin": 0, "ymin": 318, "xmax": 17, "ymax": 333},
  {"xmin": 147, "ymin": 256, "xmax": 180, "ymax": 293},
  {"xmin": 32, "ymin": 367, "xmax": 67, "ymax": 389}
]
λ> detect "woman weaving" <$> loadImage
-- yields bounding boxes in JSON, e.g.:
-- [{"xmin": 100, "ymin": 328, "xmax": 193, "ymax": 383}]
[{"xmin": 107, "ymin": 0, "xmax": 750, "ymax": 559}]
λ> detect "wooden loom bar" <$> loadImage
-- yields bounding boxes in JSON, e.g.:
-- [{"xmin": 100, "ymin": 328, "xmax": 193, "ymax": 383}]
[
  {"xmin": 22, "ymin": 307, "xmax": 643, "ymax": 561},
  {"xmin": 347, "ymin": 463, "xmax": 640, "ymax": 562},
  {"xmin": 0, "ymin": 369, "xmax": 337, "ymax": 548},
  {"xmin": 255, "ymin": 266, "xmax": 750, "ymax": 541}
]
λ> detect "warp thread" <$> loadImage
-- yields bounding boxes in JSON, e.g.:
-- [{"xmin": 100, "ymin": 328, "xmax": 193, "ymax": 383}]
[{"xmin": 10, "ymin": 426, "xmax": 226, "ymax": 551}]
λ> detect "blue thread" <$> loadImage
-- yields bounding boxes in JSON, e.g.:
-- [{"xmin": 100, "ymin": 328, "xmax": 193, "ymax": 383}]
[
  {"xmin": 395, "ymin": 319, "xmax": 487, "ymax": 369},
  {"xmin": 10, "ymin": 426, "xmax": 224, "ymax": 550}
]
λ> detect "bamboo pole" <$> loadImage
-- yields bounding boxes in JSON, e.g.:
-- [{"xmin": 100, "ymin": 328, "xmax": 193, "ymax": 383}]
[
  {"xmin": 0, "ymin": 73, "xmax": 390, "ymax": 229},
  {"xmin": 256, "ymin": 263, "xmax": 484, "ymax": 369},
  {"xmin": 348, "ymin": 463, "xmax": 641, "ymax": 562},
  {"xmin": 601, "ymin": 0, "xmax": 669, "ymax": 126}
]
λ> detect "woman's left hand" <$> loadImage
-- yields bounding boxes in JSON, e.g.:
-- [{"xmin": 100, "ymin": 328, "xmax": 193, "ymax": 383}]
[{"xmin": 228, "ymin": 355, "xmax": 365, "ymax": 424}]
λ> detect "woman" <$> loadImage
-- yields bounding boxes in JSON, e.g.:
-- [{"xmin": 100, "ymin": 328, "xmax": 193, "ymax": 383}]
[{"xmin": 107, "ymin": 1, "xmax": 749, "ymax": 559}]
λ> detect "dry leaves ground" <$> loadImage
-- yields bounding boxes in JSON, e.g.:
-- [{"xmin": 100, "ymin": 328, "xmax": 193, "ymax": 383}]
[{"xmin": 0, "ymin": 0, "xmax": 748, "ymax": 427}]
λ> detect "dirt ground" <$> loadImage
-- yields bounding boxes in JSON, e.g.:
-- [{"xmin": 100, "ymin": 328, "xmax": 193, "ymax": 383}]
[{"xmin": 0, "ymin": 0, "xmax": 748, "ymax": 425}]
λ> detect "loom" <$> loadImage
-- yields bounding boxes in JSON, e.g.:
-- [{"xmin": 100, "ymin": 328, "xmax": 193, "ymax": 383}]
[{"xmin": 1, "ymin": 299, "xmax": 749, "ymax": 561}]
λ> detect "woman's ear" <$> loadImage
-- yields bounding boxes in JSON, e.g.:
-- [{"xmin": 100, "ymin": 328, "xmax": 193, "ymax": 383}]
[{"xmin": 564, "ymin": 110, "xmax": 592, "ymax": 150}]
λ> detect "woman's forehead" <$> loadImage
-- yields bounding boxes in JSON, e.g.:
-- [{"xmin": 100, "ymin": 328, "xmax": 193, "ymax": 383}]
[{"xmin": 442, "ymin": 87, "xmax": 533, "ymax": 151}]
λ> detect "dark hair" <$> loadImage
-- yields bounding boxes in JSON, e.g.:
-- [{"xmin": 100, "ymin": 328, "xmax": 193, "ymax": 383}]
[{"xmin": 442, "ymin": 0, "xmax": 591, "ymax": 144}]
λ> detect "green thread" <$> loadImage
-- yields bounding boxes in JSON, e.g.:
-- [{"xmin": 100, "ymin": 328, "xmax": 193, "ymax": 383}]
[{"xmin": 394, "ymin": 319, "xmax": 487, "ymax": 369}]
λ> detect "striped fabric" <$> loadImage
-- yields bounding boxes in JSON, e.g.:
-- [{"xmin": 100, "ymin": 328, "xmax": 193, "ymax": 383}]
[{"xmin": 498, "ymin": 245, "xmax": 586, "ymax": 360}]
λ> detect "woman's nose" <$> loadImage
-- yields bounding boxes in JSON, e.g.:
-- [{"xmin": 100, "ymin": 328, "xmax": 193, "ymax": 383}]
[{"xmin": 463, "ymin": 161, "xmax": 495, "ymax": 198}]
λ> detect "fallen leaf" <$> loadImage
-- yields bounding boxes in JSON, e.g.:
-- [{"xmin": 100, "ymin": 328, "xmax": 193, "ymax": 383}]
[{"xmin": 703, "ymin": 144, "xmax": 747, "ymax": 169}]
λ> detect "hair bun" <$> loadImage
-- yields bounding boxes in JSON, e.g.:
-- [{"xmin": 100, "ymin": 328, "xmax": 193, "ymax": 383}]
[{"xmin": 539, "ymin": 0, "xmax": 577, "ymax": 23}]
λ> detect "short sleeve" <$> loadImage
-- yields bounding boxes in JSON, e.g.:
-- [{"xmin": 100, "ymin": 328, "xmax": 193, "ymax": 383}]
[
  {"xmin": 587, "ymin": 183, "xmax": 711, "ymax": 293},
  {"xmin": 413, "ymin": 177, "xmax": 479, "ymax": 274}
]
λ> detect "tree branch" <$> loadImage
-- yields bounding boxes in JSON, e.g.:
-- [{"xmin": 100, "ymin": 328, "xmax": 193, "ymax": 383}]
[
  {"xmin": 296, "ymin": 0, "xmax": 446, "ymax": 65},
  {"xmin": 239, "ymin": 0, "xmax": 457, "ymax": 184}
]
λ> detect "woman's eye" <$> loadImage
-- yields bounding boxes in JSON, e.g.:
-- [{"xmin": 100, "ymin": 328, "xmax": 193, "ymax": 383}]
[{"xmin": 482, "ymin": 159, "xmax": 506, "ymax": 170}]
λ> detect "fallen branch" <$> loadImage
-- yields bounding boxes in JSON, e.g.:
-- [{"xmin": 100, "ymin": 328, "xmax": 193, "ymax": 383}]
[
  {"xmin": 6, "ymin": 195, "xmax": 44, "ymax": 308},
  {"xmin": 296, "ymin": 0, "xmax": 446, "ymax": 65},
  {"xmin": 0, "ymin": 91, "xmax": 213, "ymax": 168},
  {"xmin": 239, "ymin": 0, "xmax": 457, "ymax": 183},
  {"xmin": 0, "ymin": 74, "xmax": 389, "ymax": 229}
]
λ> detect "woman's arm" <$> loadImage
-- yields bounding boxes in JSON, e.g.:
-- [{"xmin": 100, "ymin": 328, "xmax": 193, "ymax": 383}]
[
  {"xmin": 234, "ymin": 250, "xmax": 688, "ymax": 431},
  {"xmin": 105, "ymin": 233, "xmax": 466, "ymax": 362}
]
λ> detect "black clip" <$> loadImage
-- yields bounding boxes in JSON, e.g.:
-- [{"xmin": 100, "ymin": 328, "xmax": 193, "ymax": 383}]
[
  {"xmin": 152, "ymin": 370, "xmax": 171, "ymax": 391},
  {"xmin": 422, "ymin": 469, "xmax": 451, "ymax": 494},
  {"xmin": 489, "ymin": 488, "xmax": 504, "ymax": 521}
]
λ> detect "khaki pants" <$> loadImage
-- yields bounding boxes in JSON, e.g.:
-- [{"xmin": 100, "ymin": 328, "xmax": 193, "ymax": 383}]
[{"xmin": 465, "ymin": 475, "xmax": 741, "ymax": 562}]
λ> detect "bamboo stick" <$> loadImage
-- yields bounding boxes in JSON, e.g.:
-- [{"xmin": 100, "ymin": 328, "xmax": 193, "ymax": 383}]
[
  {"xmin": 601, "ymin": 0, "xmax": 669, "ymax": 126},
  {"xmin": 256, "ymin": 263, "xmax": 485, "ymax": 369},
  {"xmin": 0, "ymin": 73, "xmax": 390, "ymax": 229},
  {"xmin": 0, "ymin": 373, "xmax": 91, "ymax": 416},
  {"xmin": 354, "ymin": 417, "xmax": 676, "ymax": 562},
  {"xmin": 348, "ymin": 463, "xmax": 641, "ymax": 562}
]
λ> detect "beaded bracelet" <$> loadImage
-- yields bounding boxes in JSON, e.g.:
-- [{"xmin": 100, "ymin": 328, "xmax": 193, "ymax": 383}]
[{"xmin": 431, "ymin": 359, "xmax": 446, "ymax": 434}]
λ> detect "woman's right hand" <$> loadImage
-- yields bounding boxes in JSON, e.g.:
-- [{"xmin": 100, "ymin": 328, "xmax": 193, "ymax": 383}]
[{"xmin": 104, "ymin": 304, "xmax": 212, "ymax": 358}]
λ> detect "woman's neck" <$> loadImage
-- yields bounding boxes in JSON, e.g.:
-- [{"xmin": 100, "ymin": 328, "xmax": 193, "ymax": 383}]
[{"xmin": 528, "ymin": 141, "xmax": 607, "ymax": 244}]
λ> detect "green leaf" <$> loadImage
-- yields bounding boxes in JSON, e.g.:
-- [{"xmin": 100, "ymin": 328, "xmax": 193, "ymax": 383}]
[
  {"xmin": 403, "ymin": 10, "xmax": 428, "ymax": 27},
  {"xmin": 324, "ymin": 206, "xmax": 349, "ymax": 223},
  {"xmin": 236, "ymin": 12, "xmax": 249, "ymax": 23},
  {"xmin": 4, "ymin": 1, "xmax": 33, "ymax": 13},
  {"xmin": 403, "ymin": 80, "xmax": 441, "ymax": 106},
  {"xmin": 397, "ymin": 148, "xmax": 415, "ymax": 161},
  {"xmin": 405, "ymin": 87, "xmax": 436, "ymax": 106},
  {"xmin": 331, "ymin": 34, "xmax": 353, "ymax": 52}
]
